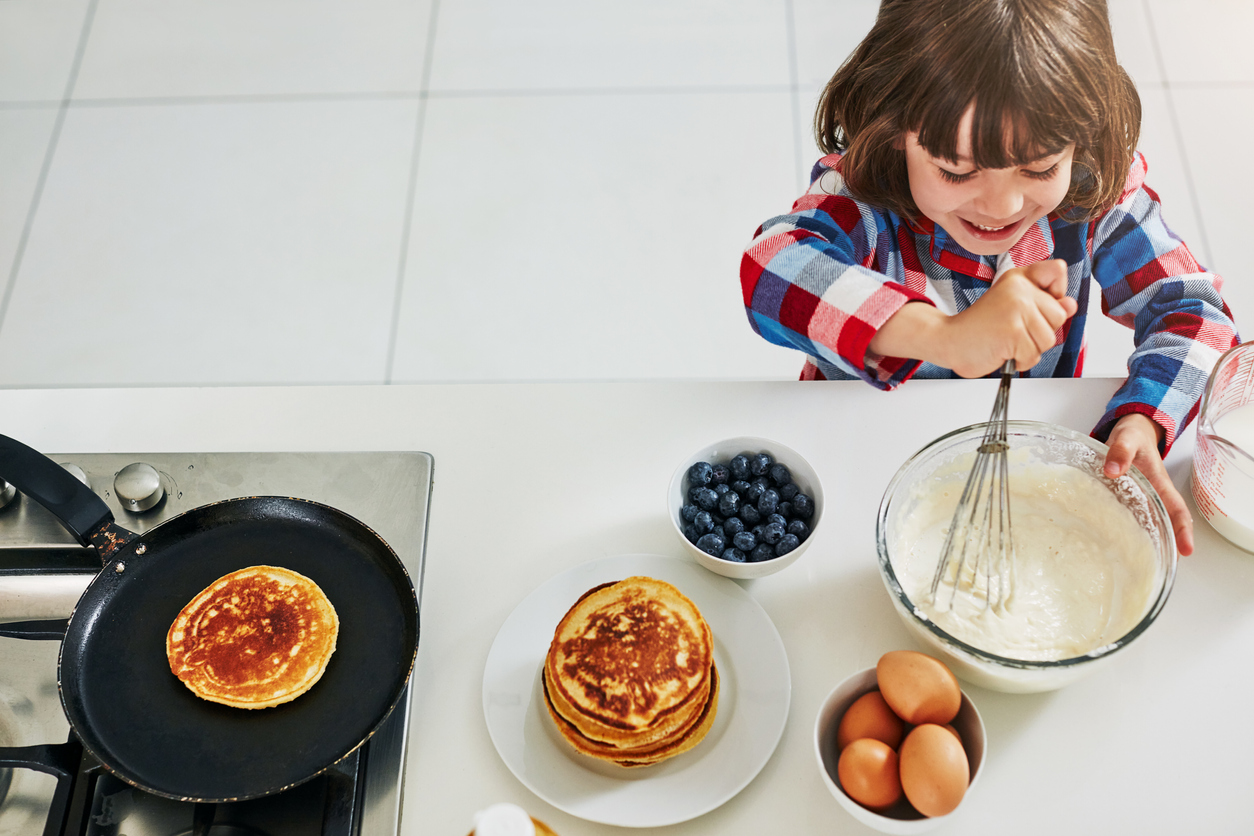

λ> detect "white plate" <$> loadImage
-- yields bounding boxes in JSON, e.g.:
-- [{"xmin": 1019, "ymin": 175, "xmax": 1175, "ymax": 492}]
[{"xmin": 482, "ymin": 553, "xmax": 791, "ymax": 828}]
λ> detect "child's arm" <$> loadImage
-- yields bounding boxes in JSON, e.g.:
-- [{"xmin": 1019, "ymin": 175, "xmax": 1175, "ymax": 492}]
[
  {"xmin": 1089, "ymin": 153, "xmax": 1236, "ymax": 450},
  {"xmin": 741, "ymin": 160, "xmax": 935, "ymax": 387},
  {"xmin": 1088, "ymin": 153, "xmax": 1239, "ymax": 556},
  {"xmin": 868, "ymin": 260, "xmax": 1078, "ymax": 377},
  {"xmin": 742, "ymin": 161, "xmax": 1078, "ymax": 384}
]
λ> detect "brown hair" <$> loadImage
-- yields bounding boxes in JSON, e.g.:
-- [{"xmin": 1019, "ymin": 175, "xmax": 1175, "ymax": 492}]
[{"xmin": 815, "ymin": 0, "xmax": 1140, "ymax": 222}]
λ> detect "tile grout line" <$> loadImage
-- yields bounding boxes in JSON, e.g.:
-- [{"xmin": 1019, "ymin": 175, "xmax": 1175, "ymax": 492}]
[
  {"xmin": 424, "ymin": 83, "xmax": 794, "ymax": 98},
  {"xmin": 785, "ymin": 0, "xmax": 805, "ymax": 194},
  {"xmin": 384, "ymin": 0, "xmax": 442, "ymax": 385},
  {"xmin": 0, "ymin": 83, "xmax": 794, "ymax": 112},
  {"xmin": 1141, "ymin": 0, "xmax": 1213, "ymax": 267},
  {"xmin": 0, "ymin": 0, "xmax": 101, "ymax": 342}
]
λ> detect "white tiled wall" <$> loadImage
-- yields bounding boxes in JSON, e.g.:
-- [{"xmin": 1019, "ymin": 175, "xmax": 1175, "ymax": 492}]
[{"xmin": 0, "ymin": 0, "xmax": 1244, "ymax": 386}]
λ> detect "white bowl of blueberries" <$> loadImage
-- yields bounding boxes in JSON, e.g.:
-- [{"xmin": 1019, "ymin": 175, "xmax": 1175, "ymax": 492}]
[{"xmin": 668, "ymin": 436, "xmax": 823, "ymax": 579}]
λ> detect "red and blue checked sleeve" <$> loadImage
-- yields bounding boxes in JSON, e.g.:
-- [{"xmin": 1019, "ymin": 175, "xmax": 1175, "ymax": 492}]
[
  {"xmin": 740, "ymin": 182, "xmax": 933, "ymax": 388},
  {"xmin": 1089, "ymin": 153, "xmax": 1239, "ymax": 453}
]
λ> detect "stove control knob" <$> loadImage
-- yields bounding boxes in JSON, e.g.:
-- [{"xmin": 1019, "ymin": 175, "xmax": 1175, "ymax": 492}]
[
  {"xmin": 60, "ymin": 463, "xmax": 90, "ymax": 488},
  {"xmin": 115, "ymin": 463, "xmax": 164, "ymax": 512},
  {"xmin": 0, "ymin": 479, "xmax": 15, "ymax": 510}
]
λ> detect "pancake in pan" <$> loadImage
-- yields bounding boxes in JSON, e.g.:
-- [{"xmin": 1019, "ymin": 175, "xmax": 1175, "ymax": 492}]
[{"xmin": 166, "ymin": 565, "xmax": 339, "ymax": 709}]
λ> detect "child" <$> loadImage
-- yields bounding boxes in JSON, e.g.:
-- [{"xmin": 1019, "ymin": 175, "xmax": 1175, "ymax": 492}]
[{"xmin": 741, "ymin": 0, "xmax": 1238, "ymax": 557}]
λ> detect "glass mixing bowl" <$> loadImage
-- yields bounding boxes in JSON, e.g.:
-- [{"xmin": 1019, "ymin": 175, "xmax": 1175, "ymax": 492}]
[{"xmin": 876, "ymin": 421, "xmax": 1177, "ymax": 693}]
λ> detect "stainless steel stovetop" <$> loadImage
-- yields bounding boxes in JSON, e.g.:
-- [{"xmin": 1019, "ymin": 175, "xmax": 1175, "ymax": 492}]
[{"xmin": 0, "ymin": 451, "xmax": 433, "ymax": 836}]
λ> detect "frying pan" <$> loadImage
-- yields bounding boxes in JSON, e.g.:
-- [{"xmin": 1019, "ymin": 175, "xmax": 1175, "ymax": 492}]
[{"xmin": 0, "ymin": 434, "xmax": 420, "ymax": 803}]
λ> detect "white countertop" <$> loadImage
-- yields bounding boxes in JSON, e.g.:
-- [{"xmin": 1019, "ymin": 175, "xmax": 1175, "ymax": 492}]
[{"xmin": 1, "ymin": 378, "xmax": 1249, "ymax": 834}]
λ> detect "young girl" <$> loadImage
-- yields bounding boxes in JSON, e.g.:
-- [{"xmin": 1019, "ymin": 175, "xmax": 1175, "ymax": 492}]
[{"xmin": 741, "ymin": 0, "xmax": 1238, "ymax": 556}]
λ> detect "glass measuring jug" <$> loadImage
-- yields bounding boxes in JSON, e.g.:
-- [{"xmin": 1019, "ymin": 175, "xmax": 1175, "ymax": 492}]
[{"xmin": 1192, "ymin": 341, "xmax": 1254, "ymax": 551}]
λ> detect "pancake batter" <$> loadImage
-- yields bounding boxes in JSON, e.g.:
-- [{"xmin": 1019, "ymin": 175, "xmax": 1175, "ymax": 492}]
[{"xmin": 893, "ymin": 458, "xmax": 1160, "ymax": 661}]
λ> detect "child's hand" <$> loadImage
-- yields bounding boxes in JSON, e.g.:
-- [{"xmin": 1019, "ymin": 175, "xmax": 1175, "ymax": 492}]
[
  {"xmin": 937, "ymin": 259, "xmax": 1079, "ymax": 377},
  {"xmin": 868, "ymin": 259, "xmax": 1079, "ymax": 377},
  {"xmin": 1103, "ymin": 413, "xmax": 1194, "ymax": 556}
]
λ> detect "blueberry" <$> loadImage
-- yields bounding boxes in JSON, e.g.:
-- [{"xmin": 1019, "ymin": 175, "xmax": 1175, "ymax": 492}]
[
  {"xmin": 739, "ymin": 504, "xmax": 761, "ymax": 525},
  {"xmin": 687, "ymin": 461, "xmax": 714, "ymax": 487},
  {"xmin": 777, "ymin": 501, "xmax": 793, "ymax": 519},
  {"xmin": 791, "ymin": 493, "xmax": 814, "ymax": 519},
  {"xmin": 787, "ymin": 519, "xmax": 810, "ymax": 541},
  {"xmin": 775, "ymin": 533, "xmax": 800, "ymax": 555},
  {"xmin": 717, "ymin": 490, "xmax": 740, "ymax": 517},
  {"xmin": 720, "ymin": 547, "xmax": 748, "ymax": 563},
  {"xmin": 692, "ymin": 510, "xmax": 714, "ymax": 534},
  {"xmin": 692, "ymin": 486, "xmax": 719, "ymax": 512},
  {"xmin": 767, "ymin": 512, "xmax": 786, "ymax": 528},
  {"xmin": 744, "ymin": 481, "xmax": 766, "ymax": 504},
  {"xmin": 750, "ymin": 543, "xmax": 776, "ymax": 562},
  {"xmin": 749, "ymin": 453, "xmax": 773, "ymax": 477},
  {"xmin": 723, "ymin": 516, "xmax": 745, "ymax": 536},
  {"xmin": 778, "ymin": 482, "xmax": 800, "ymax": 501},
  {"xmin": 695, "ymin": 532, "xmax": 726, "ymax": 557},
  {"xmin": 680, "ymin": 503, "xmax": 700, "ymax": 523},
  {"xmin": 768, "ymin": 463, "xmax": 792, "ymax": 486},
  {"xmin": 683, "ymin": 523, "xmax": 700, "ymax": 543},
  {"xmin": 757, "ymin": 488, "xmax": 779, "ymax": 516},
  {"xmin": 760, "ymin": 521, "xmax": 785, "ymax": 545},
  {"xmin": 732, "ymin": 531, "xmax": 757, "ymax": 552},
  {"xmin": 730, "ymin": 479, "xmax": 752, "ymax": 496},
  {"xmin": 729, "ymin": 455, "xmax": 751, "ymax": 481},
  {"xmin": 710, "ymin": 463, "xmax": 730, "ymax": 485},
  {"xmin": 714, "ymin": 482, "xmax": 730, "ymax": 495}
]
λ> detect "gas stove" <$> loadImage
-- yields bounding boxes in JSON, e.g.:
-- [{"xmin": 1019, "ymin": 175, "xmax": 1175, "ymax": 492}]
[{"xmin": 0, "ymin": 451, "xmax": 433, "ymax": 836}]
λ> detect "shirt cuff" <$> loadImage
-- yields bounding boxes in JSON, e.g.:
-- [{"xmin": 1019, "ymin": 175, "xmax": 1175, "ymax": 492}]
[
  {"xmin": 853, "ymin": 288, "xmax": 935, "ymax": 389},
  {"xmin": 1091, "ymin": 403, "xmax": 1174, "ymax": 457}
]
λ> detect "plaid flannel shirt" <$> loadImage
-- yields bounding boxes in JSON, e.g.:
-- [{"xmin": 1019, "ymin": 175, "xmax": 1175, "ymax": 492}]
[{"xmin": 741, "ymin": 152, "xmax": 1239, "ymax": 453}]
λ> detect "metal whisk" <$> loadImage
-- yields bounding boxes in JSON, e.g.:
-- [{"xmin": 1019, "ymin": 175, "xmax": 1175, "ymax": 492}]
[{"xmin": 930, "ymin": 360, "xmax": 1016, "ymax": 613}]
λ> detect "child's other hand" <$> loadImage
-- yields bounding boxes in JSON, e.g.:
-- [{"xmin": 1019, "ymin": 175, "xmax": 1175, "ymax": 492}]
[
  {"xmin": 1103, "ymin": 413, "xmax": 1194, "ymax": 556},
  {"xmin": 939, "ymin": 259, "xmax": 1079, "ymax": 377}
]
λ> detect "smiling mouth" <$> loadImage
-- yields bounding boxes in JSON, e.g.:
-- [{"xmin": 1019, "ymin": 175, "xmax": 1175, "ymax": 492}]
[{"xmin": 971, "ymin": 221, "xmax": 1013, "ymax": 232}]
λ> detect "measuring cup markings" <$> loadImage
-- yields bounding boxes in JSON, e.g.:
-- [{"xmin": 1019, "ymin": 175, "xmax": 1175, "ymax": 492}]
[{"xmin": 1193, "ymin": 342, "xmax": 1254, "ymax": 552}]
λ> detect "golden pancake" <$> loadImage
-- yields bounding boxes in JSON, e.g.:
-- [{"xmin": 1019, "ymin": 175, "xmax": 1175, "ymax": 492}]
[
  {"xmin": 546, "ymin": 576, "xmax": 713, "ymax": 745},
  {"xmin": 544, "ymin": 661, "xmax": 719, "ymax": 767},
  {"xmin": 543, "ymin": 575, "xmax": 716, "ymax": 764},
  {"xmin": 166, "ymin": 565, "xmax": 339, "ymax": 709},
  {"xmin": 543, "ymin": 658, "xmax": 710, "ymax": 750}
]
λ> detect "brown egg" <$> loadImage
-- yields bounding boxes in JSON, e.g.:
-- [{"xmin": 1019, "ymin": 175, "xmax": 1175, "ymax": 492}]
[
  {"xmin": 837, "ymin": 738, "xmax": 903, "ymax": 812},
  {"xmin": 899, "ymin": 724, "xmax": 969, "ymax": 817},
  {"xmin": 876, "ymin": 651, "xmax": 961, "ymax": 725},
  {"xmin": 837, "ymin": 690, "xmax": 905, "ymax": 750}
]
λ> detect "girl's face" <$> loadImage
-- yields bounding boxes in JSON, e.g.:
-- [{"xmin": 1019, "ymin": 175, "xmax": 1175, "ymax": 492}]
[{"xmin": 903, "ymin": 107, "xmax": 1074, "ymax": 256}]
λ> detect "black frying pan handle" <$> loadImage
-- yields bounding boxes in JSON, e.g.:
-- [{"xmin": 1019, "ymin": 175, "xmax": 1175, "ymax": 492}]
[
  {"xmin": 0, "ymin": 742, "xmax": 80, "ymax": 778},
  {"xmin": 0, "ymin": 618, "xmax": 69, "ymax": 640},
  {"xmin": 0, "ymin": 434, "xmax": 113, "ymax": 546}
]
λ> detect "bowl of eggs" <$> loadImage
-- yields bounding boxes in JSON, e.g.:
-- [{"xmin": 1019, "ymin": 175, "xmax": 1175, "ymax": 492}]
[
  {"xmin": 668, "ymin": 436, "xmax": 823, "ymax": 579},
  {"xmin": 814, "ymin": 651, "xmax": 985, "ymax": 833},
  {"xmin": 876, "ymin": 421, "xmax": 1176, "ymax": 693}
]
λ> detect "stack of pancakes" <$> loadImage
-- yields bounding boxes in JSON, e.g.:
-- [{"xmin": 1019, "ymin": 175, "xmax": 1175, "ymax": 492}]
[
  {"xmin": 166, "ymin": 565, "xmax": 339, "ymax": 709},
  {"xmin": 542, "ymin": 575, "xmax": 717, "ymax": 767}
]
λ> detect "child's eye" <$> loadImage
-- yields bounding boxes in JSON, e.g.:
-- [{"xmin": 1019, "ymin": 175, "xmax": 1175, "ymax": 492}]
[
  {"xmin": 938, "ymin": 168, "xmax": 974, "ymax": 184},
  {"xmin": 1024, "ymin": 163, "xmax": 1060, "ymax": 181}
]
